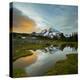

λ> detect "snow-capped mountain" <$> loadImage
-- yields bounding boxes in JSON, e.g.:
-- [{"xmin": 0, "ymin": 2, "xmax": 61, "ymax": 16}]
[
  {"xmin": 31, "ymin": 28, "xmax": 62, "ymax": 38},
  {"xmin": 40, "ymin": 28, "xmax": 61, "ymax": 38}
]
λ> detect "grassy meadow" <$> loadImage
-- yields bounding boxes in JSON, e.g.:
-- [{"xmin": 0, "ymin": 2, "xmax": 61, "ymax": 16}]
[{"xmin": 12, "ymin": 33, "xmax": 78, "ymax": 77}]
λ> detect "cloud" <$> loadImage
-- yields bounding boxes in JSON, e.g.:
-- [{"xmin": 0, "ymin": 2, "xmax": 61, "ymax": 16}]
[
  {"xmin": 12, "ymin": 3, "xmax": 78, "ymax": 34},
  {"xmin": 10, "ymin": 7, "xmax": 37, "ymax": 33}
]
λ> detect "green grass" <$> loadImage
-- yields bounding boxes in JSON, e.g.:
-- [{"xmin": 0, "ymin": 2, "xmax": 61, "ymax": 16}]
[
  {"xmin": 13, "ymin": 68, "xmax": 27, "ymax": 78},
  {"xmin": 45, "ymin": 54, "xmax": 78, "ymax": 75},
  {"xmin": 12, "ymin": 39, "xmax": 49, "ymax": 61}
]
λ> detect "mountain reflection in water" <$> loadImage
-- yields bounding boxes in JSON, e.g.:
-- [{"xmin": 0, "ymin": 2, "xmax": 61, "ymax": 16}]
[{"xmin": 24, "ymin": 45, "xmax": 77, "ymax": 76}]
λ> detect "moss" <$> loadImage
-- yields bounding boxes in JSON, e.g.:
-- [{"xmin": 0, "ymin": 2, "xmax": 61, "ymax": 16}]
[{"xmin": 45, "ymin": 54, "xmax": 78, "ymax": 75}]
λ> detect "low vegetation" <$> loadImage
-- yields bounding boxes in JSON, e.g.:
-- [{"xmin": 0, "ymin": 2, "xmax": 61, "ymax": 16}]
[
  {"xmin": 45, "ymin": 54, "xmax": 78, "ymax": 75},
  {"xmin": 11, "ymin": 32, "xmax": 78, "ymax": 77},
  {"xmin": 13, "ymin": 68, "xmax": 27, "ymax": 78}
]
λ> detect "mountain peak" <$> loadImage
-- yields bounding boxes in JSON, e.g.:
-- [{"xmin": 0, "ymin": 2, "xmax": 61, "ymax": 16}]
[{"xmin": 40, "ymin": 28, "xmax": 61, "ymax": 38}]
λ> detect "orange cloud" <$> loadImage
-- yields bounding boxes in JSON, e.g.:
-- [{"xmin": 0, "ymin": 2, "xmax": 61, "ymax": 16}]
[{"xmin": 10, "ymin": 7, "xmax": 37, "ymax": 33}]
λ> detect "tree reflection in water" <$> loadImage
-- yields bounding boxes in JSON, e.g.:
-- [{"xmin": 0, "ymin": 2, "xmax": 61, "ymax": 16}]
[{"xmin": 40, "ymin": 44, "xmax": 77, "ymax": 54}]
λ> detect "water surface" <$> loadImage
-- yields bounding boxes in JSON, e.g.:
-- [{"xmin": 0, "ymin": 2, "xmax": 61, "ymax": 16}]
[{"xmin": 14, "ymin": 45, "xmax": 77, "ymax": 76}]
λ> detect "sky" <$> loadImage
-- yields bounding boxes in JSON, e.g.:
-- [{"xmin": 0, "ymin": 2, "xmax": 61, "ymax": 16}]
[{"xmin": 11, "ymin": 2, "xmax": 78, "ymax": 34}]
